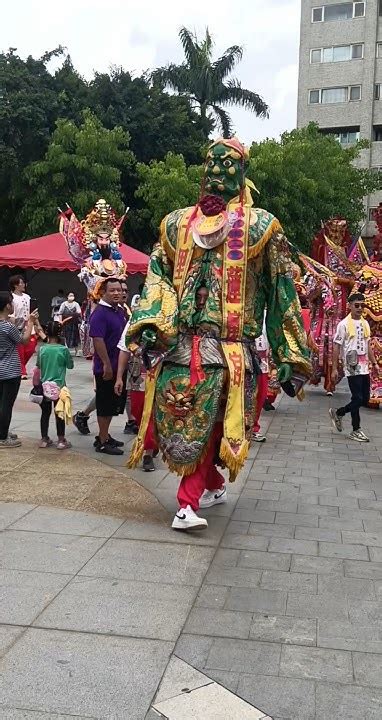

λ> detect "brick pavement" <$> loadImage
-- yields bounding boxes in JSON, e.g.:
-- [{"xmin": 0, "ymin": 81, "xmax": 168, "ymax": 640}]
[
  {"xmin": 2, "ymin": 362, "xmax": 382, "ymax": 718},
  {"xmin": 174, "ymin": 385, "xmax": 382, "ymax": 720}
]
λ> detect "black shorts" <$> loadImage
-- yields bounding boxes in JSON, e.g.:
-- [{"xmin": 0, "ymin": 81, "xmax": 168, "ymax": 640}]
[{"xmin": 94, "ymin": 374, "xmax": 127, "ymax": 418}]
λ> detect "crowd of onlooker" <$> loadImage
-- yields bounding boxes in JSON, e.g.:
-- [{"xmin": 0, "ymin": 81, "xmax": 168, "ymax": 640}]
[{"xmin": 0, "ymin": 275, "xmax": 157, "ymax": 469}]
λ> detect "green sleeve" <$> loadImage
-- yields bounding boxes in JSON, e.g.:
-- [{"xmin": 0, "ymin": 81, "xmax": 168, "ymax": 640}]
[
  {"xmin": 126, "ymin": 240, "xmax": 179, "ymax": 350},
  {"xmin": 36, "ymin": 347, "xmax": 41, "ymax": 369},
  {"xmin": 264, "ymin": 232, "xmax": 311, "ymax": 376}
]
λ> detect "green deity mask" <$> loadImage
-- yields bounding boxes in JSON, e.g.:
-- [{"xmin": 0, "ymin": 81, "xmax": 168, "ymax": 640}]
[{"xmin": 203, "ymin": 139, "xmax": 248, "ymax": 203}]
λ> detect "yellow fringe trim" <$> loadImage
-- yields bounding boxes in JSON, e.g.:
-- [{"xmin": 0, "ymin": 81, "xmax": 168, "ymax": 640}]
[
  {"xmin": 219, "ymin": 437, "xmax": 249, "ymax": 483},
  {"xmin": 126, "ymin": 436, "xmax": 145, "ymax": 469},
  {"xmin": 248, "ymin": 218, "xmax": 282, "ymax": 259}
]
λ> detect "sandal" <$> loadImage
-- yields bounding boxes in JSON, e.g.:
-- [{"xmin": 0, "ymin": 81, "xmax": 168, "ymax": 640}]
[
  {"xmin": 56, "ymin": 440, "xmax": 72, "ymax": 450},
  {"xmin": 39, "ymin": 439, "xmax": 53, "ymax": 449}
]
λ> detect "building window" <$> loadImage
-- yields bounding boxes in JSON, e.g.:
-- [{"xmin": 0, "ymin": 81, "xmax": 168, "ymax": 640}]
[
  {"xmin": 379, "ymin": 0, "xmax": 382, "ymax": 15},
  {"xmin": 349, "ymin": 85, "xmax": 361, "ymax": 100},
  {"xmin": 351, "ymin": 43, "xmax": 364, "ymax": 58},
  {"xmin": 309, "ymin": 86, "xmax": 361, "ymax": 104},
  {"xmin": 311, "ymin": 49, "xmax": 323, "ymax": 63},
  {"xmin": 354, "ymin": 1, "xmax": 365, "ymax": 15},
  {"xmin": 309, "ymin": 90, "xmax": 320, "ymax": 104},
  {"xmin": 377, "ymin": 42, "xmax": 382, "ymax": 58},
  {"xmin": 323, "ymin": 127, "xmax": 361, "ymax": 145},
  {"xmin": 369, "ymin": 208, "xmax": 378, "ymax": 221},
  {"xmin": 334, "ymin": 130, "xmax": 360, "ymax": 144},
  {"xmin": 310, "ymin": 43, "xmax": 363, "ymax": 63},
  {"xmin": 312, "ymin": 2, "xmax": 365, "ymax": 22},
  {"xmin": 312, "ymin": 7, "xmax": 324, "ymax": 21},
  {"xmin": 373, "ymin": 126, "xmax": 382, "ymax": 141},
  {"xmin": 376, "ymin": 84, "xmax": 381, "ymax": 100},
  {"xmin": 322, "ymin": 87, "xmax": 348, "ymax": 103}
]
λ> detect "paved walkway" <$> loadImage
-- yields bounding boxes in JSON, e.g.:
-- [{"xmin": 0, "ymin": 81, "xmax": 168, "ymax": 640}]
[{"xmin": 1, "ymin": 358, "xmax": 382, "ymax": 719}]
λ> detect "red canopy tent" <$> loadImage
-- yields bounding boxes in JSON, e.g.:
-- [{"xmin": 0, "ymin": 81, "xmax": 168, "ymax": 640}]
[{"xmin": 0, "ymin": 232, "xmax": 149, "ymax": 273}]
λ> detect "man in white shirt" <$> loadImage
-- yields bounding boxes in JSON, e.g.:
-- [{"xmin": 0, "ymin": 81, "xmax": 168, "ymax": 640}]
[
  {"xmin": 9, "ymin": 275, "xmax": 37, "ymax": 378},
  {"xmin": 329, "ymin": 292, "xmax": 378, "ymax": 442}
]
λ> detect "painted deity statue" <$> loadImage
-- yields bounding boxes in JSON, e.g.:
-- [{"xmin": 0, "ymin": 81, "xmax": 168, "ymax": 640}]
[
  {"xmin": 125, "ymin": 137, "xmax": 311, "ymax": 531},
  {"xmin": 59, "ymin": 198, "xmax": 127, "ymax": 297},
  {"xmin": 351, "ymin": 204, "xmax": 382, "ymax": 406},
  {"xmin": 305, "ymin": 218, "xmax": 357, "ymax": 394}
]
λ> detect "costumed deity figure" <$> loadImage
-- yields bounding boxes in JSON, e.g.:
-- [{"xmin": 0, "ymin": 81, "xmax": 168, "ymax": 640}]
[
  {"xmin": 305, "ymin": 218, "xmax": 357, "ymax": 394},
  {"xmin": 59, "ymin": 198, "xmax": 127, "ymax": 355},
  {"xmin": 125, "ymin": 137, "xmax": 311, "ymax": 531},
  {"xmin": 351, "ymin": 204, "xmax": 382, "ymax": 406},
  {"xmin": 292, "ymin": 262, "xmax": 318, "ymax": 358}
]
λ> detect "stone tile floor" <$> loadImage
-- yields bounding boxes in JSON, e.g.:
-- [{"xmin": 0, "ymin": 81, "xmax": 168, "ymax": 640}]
[{"xmin": 1, "ymin": 358, "xmax": 382, "ymax": 718}]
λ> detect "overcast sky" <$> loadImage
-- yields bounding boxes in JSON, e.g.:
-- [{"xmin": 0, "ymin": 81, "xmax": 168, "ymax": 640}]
[{"xmin": 1, "ymin": 0, "xmax": 301, "ymax": 144}]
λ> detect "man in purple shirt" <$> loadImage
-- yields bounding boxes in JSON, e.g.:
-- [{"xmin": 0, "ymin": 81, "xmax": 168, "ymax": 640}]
[{"xmin": 89, "ymin": 279, "xmax": 127, "ymax": 455}]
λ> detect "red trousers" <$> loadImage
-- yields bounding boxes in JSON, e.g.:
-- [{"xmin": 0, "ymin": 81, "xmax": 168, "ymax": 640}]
[
  {"xmin": 17, "ymin": 337, "xmax": 37, "ymax": 376},
  {"xmin": 177, "ymin": 423, "xmax": 225, "ymax": 511},
  {"xmin": 130, "ymin": 389, "xmax": 157, "ymax": 451},
  {"xmin": 253, "ymin": 372, "xmax": 269, "ymax": 433}
]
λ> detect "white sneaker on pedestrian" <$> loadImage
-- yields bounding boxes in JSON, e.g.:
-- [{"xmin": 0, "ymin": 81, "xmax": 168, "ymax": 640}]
[
  {"xmin": 357, "ymin": 430, "xmax": 370, "ymax": 442},
  {"xmin": 329, "ymin": 408, "xmax": 343, "ymax": 433},
  {"xmin": 349, "ymin": 430, "xmax": 369, "ymax": 443},
  {"xmin": 199, "ymin": 486, "xmax": 227, "ymax": 509},
  {"xmin": 252, "ymin": 432, "xmax": 266, "ymax": 442},
  {"xmin": 172, "ymin": 505, "xmax": 208, "ymax": 531}
]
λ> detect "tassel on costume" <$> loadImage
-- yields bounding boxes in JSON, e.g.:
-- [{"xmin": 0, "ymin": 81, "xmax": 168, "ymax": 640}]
[{"xmin": 219, "ymin": 436, "xmax": 249, "ymax": 483}]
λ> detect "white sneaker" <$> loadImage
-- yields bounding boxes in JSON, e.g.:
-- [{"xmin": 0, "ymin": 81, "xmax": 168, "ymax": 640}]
[
  {"xmin": 357, "ymin": 430, "xmax": 370, "ymax": 442},
  {"xmin": 172, "ymin": 505, "xmax": 208, "ymax": 531},
  {"xmin": 349, "ymin": 430, "xmax": 370, "ymax": 443},
  {"xmin": 199, "ymin": 486, "xmax": 227, "ymax": 509},
  {"xmin": 252, "ymin": 433, "xmax": 266, "ymax": 442}
]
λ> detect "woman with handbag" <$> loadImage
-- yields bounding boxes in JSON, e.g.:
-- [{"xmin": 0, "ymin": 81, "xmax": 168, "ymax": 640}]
[
  {"xmin": 58, "ymin": 293, "xmax": 82, "ymax": 355},
  {"xmin": 36, "ymin": 321, "xmax": 74, "ymax": 449}
]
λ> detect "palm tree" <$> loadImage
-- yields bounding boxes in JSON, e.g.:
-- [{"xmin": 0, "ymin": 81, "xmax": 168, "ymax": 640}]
[{"xmin": 151, "ymin": 27, "xmax": 269, "ymax": 139}]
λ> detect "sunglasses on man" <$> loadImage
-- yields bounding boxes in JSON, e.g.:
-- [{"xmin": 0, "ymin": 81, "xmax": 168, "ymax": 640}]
[{"xmin": 353, "ymin": 302, "xmax": 365, "ymax": 308}]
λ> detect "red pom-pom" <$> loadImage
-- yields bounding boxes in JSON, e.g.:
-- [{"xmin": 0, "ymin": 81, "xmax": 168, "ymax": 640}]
[{"xmin": 199, "ymin": 194, "xmax": 226, "ymax": 217}]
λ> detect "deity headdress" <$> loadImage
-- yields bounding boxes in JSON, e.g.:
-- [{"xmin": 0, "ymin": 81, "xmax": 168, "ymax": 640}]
[
  {"xmin": 59, "ymin": 199, "xmax": 128, "ymax": 298},
  {"xmin": 191, "ymin": 137, "xmax": 258, "ymax": 250},
  {"xmin": 207, "ymin": 137, "xmax": 249, "ymax": 162}
]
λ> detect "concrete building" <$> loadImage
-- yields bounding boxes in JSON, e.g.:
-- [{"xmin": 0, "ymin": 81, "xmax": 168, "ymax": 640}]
[{"xmin": 297, "ymin": 0, "xmax": 382, "ymax": 238}]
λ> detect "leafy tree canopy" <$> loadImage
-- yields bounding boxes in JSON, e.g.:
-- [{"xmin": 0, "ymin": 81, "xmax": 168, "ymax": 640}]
[
  {"xmin": 22, "ymin": 110, "xmax": 134, "ymax": 237},
  {"xmin": 247, "ymin": 124, "xmax": 380, "ymax": 253},
  {"xmin": 135, "ymin": 152, "xmax": 202, "ymax": 233},
  {"xmin": 0, "ymin": 48, "xmax": 206, "ymax": 245}
]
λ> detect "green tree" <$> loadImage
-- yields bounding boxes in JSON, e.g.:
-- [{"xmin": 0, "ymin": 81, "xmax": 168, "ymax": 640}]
[
  {"xmin": 22, "ymin": 110, "xmax": 134, "ymax": 237},
  {"xmin": 89, "ymin": 68, "xmax": 207, "ymax": 165},
  {"xmin": 0, "ymin": 47, "xmax": 65, "ymax": 243},
  {"xmin": 152, "ymin": 26, "xmax": 268, "ymax": 139},
  {"xmin": 135, "ymin": 152, "xmax": 202, "ymax": 233},
  {"xmin": 0, "ymin": 49, "xmax": 207, "ymax": 246},
  {"xmin": 248, "ymin": 124, "xmax": 380, "ymax": 253}
]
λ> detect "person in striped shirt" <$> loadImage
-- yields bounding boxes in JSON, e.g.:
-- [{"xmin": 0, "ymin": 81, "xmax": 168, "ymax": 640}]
[{"xmin": 0, "ymin": 291, "xmax": 38, "ymax": 447}]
